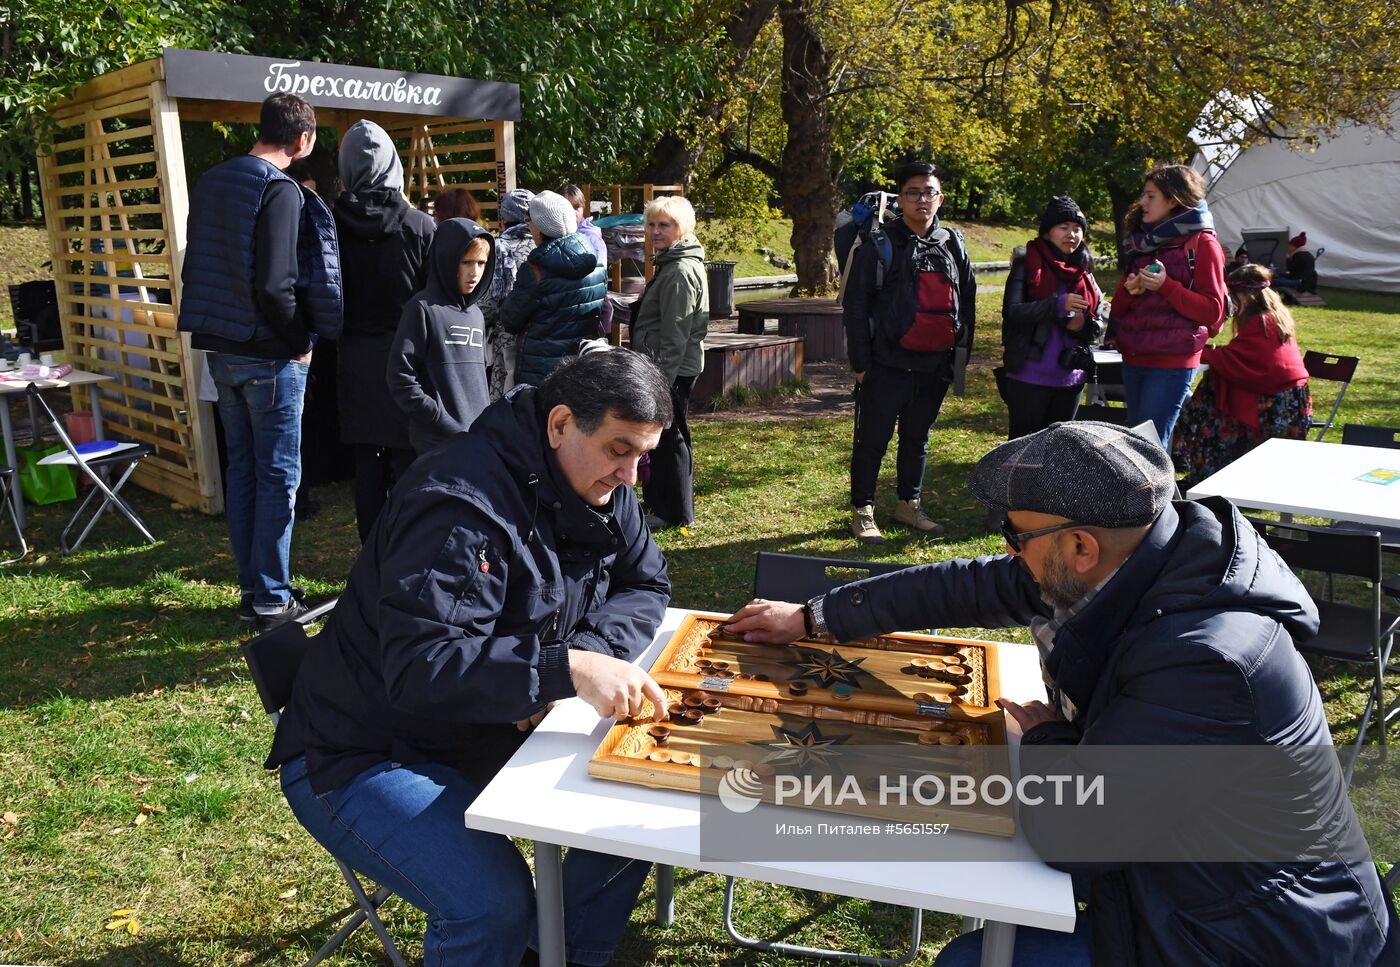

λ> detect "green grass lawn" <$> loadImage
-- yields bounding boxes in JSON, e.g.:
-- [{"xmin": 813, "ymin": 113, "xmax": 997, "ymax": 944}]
[
  {"xmin": 0, "ymin": 221, "xmax": 50, "ymax": 332},
  {"xmin": 1, "ymin": 222, "xmax": 1398, "ymax": 962}
]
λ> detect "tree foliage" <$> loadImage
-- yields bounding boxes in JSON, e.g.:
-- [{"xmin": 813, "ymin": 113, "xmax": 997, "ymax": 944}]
[
  {"xmin": 0, "ymin": 0, "xmax": 253, "ymax": 177},
  {"xmin": 2, "ymin": 0, "xmax": 719, "ymax": 190},
  {"xmin": 978, "ymin": 0, "xmax": 1400, "ymax": 249}
]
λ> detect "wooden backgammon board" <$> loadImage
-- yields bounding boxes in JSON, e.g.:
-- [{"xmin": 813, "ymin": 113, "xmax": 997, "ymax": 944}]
[{"xmin": 588, "ymin": 611, "xmax": 1016, "ymax": 835}]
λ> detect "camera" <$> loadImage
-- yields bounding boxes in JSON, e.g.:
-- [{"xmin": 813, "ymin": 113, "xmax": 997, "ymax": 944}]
[{"xmin": 1058, "ymin": 343, "xmax": 1095, "ymax": 372}]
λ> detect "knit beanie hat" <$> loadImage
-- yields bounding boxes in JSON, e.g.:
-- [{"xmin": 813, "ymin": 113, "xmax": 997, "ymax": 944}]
[
  {"xmin": 1038, "ymin": 195, "xmax": 1088, "ymax": 237},
  {"xmin": 500, "ymin": 188, "xmax": 534, "ymax": 226},
  {"xmin": 528, "ymin": 191, "xmax": 578, "ymax": 240},
  {"xmin": 1289, "ymin": 232, "xmax": 1307, "ymax": 249}
]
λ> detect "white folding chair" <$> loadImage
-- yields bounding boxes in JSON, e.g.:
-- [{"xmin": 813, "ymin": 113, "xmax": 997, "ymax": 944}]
[{"xmin": 26, "ymin": 383, "xmax": 155, "ymax": 553}]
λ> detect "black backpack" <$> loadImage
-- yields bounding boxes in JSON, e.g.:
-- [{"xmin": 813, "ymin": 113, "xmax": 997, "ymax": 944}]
[{"xmin": 835, "ymin": 192, "xmax": 900, "ymax": 302}]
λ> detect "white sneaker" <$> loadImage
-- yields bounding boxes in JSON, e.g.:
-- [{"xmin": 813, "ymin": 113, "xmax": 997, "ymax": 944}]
[
  {"xmin": 851, "ymin": 504, "xmax": 884, "ymax": 544},
  {"xmin": 893, "ymin": 498, "xmax": 945, "ymax": 536}
]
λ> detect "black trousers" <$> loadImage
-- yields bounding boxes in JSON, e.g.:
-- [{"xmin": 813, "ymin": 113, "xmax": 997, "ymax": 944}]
[
  {"xmin": 1001, "ymin": 376, "xmax": 1084, "ymax": 440},
  {"xmin": 849, "ymin": 363, "xmax": 949, "ymax": 507},
  {"xmin": 644, "ymin": 375, "xmax": 695, "ymax": 525},
  {"xmin": 353, "ymin": 444, "xmax": 416, "ymax": 543}
]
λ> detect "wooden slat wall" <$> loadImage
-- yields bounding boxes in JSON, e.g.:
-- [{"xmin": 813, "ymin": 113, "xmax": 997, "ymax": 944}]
[
  {"xmin": 36, "ymin": 78, "xmax": 222, "ymax": 513},
  {"xmin": 389, "ymin": 118, "xmax": 515, "ymax": 227},
  {"xmin": 38, "ymin": 55, "xmax": 521, "ymax": 515}
]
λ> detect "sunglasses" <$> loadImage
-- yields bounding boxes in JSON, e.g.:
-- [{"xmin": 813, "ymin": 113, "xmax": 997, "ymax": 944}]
[{"xmin": 1000, "ymin": 517, "xmax": 1084, "ymax": 554}]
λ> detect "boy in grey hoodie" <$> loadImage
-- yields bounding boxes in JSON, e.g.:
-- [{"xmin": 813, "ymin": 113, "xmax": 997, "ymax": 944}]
[{"xmin": 387, "ymin": 218, "xmax": 495, "ymax": 453}]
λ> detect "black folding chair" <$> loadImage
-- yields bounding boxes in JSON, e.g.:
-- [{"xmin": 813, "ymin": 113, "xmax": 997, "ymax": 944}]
[
  {"xmin": 1245, "ymin": 518, "xmax": 1400, "ymax": 786},
  {"xmin": 702, "ymin": 551, "xmax": 923, "ymax": 964},
  {"xmin": 25, "ymin": 383, "xmax": 155, "ymax": 553},
  {"xmin": 0, "ymin": 464, "xmax": 28, "ymax": 564},
  {"xmin": 241, "ymin": 607, "xmax": 408, "ymax": 967},
  {"xmin": 1302, "ymin": 352, "xmax": 1360, "ymax": 442}
]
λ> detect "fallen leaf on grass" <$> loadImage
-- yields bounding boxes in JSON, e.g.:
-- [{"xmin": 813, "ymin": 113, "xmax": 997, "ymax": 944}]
[
  {"xmin": 133, "ymin": 813, "xmax": 147, "ymax": 826},
  {"xmin": 2, "ymin": 811, "xmax": 19, "ymax": 825},
  {"xmin": 278, "ymin": 887, "xmax": 297, "ymax": 900},
  {"xmin": 105, "ymin": 909, "xmax": 141, "ymax": 935}
]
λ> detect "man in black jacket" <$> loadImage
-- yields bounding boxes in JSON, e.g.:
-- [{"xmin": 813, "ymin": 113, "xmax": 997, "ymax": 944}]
[
  {"xmin": 728, "ymin": 421, "xmax": 1394, "ymax": 966},
  {"xmin": 842, "ymin": 161, "xmax": 976, "ymax": 544},
  {"xmin": 269, "ymin": 350, "xmax": 673, "ymax": 966}
]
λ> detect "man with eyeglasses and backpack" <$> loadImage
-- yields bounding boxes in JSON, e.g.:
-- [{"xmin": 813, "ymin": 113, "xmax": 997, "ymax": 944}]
[{"xmin": 841, "ymin": 161, "xmax": 975, "ymax": 544}]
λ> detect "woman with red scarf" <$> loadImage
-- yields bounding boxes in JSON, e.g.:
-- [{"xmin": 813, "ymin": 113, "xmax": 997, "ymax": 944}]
[
  {"xmin": 1170, "ymin": 263, "xmax": 1312, "ymax": 488},
  {"xmin": 997, "ymin": 195, "xmax": 1106, "ymax": 439}
]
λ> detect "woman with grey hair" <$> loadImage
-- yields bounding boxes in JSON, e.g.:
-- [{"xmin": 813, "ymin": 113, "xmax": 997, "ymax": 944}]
[{"xmin": 630, "ymin": 195, "xmax": 709, "ymax": 529}]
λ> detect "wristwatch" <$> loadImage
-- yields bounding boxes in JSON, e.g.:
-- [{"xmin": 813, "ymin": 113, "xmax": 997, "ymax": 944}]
[{"xmin": 805, "ymin": 593, "xmax": 829, "ymax": 637}]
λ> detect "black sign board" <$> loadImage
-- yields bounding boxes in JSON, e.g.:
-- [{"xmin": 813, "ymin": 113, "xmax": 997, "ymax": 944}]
[{"xmin": 163, "ymin": 48, "xmax": 520, "ymax": 121}]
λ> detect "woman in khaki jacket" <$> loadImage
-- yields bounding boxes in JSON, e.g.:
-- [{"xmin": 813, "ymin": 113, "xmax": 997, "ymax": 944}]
[{"xmin": 630, "ymin": 195, "xmax": 709, "ymax": 529}]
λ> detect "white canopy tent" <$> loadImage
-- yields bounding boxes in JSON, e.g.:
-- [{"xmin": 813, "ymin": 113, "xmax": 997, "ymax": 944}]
[{"xmin": 1192, "ymin": 99, "xmax": 1400, "ymax": 293}]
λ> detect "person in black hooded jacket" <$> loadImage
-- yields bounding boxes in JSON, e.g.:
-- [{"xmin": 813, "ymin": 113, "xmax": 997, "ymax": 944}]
[
  {"xmin": 387, "ymin": 218, "xmax": 495, "ymax": 454},
  {"xmin": 332, "ymin": 119, "xmax": 435, "ymax": 540}
]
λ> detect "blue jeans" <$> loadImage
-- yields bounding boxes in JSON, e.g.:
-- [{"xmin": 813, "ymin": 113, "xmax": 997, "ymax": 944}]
[
  {"xmin": 280, "ymin": 756, "xmax": 651, "ymax": 966},
  {"xmin": 1121, "ymin": 363, "xmax": 1196, "ymax": 448},
  {"xmin": 208, "ymin": 354, "xmax": 307, "ymax": 611},
  {"xmin": 934, "ymin": 916, "xmax": 1090, "ymax": 966}
]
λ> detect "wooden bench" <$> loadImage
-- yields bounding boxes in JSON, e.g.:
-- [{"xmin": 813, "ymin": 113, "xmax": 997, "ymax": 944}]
[
  {"xmin": 736, "ymin": 298, "xmax": 847, "ymax": 362},
  {"xmin": 691, "ymin": 332, "xmax": 804, "ymax": 405}
]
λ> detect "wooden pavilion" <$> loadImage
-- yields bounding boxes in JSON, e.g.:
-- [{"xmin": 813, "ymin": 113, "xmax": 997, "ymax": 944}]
[{"xmin": 37, "ymin": 48, "xmax": 520, "ymax": 512}]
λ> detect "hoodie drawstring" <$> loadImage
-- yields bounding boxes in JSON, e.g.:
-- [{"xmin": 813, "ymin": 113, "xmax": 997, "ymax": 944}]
[{"xmin": 525, "ymin": 473, "xmax": 541, "ymax": 544}]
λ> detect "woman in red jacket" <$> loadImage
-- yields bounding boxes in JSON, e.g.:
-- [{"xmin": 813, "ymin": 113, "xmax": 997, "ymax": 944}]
[
  {"xmin": 1170, "ymin": 263, "xmax": 1312, "ymax": 487},
  {"xmin": 1111, "ymin": 164, "xmax": 1228, "ymax": 447}
]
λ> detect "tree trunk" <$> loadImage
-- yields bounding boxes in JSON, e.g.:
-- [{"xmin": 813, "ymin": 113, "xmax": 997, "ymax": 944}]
[
  {"xmin": 778, "ymin": 0, "xmax": 836, "ymax": 295},
  {"xmin": 636, "ymin": 0, "xmax": 779, "ymax": 187},
  {"xmin": 1106, "ymin": 175, "xmax": 1137, "ymax": 270},
  {"xmin": 20, "ymin": 162, "xmax": 33, "ymax": 220}
]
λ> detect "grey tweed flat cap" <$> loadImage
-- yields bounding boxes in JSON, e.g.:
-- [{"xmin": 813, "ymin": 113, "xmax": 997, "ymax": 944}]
[{"xmin": 968, "ymin": 421, "xmax": 1176, "ymax": 527}]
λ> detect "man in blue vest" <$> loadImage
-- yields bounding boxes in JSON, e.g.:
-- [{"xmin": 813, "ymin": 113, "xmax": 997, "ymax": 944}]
[{"xmin": 180, "ymin": 93, "xmax": 343, "ymax": 630}]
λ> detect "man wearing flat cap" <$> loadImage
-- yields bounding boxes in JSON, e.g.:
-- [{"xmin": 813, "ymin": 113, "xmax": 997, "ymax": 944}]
[{"xmin": 728, "ymin": 421, "xmax": 1396, "ymax": 966}]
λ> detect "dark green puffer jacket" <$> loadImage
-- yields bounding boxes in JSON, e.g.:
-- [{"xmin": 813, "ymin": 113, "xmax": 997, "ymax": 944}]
[{"xmin": 499, "ymin": 232, "xmax": 606, "ymax": 386}]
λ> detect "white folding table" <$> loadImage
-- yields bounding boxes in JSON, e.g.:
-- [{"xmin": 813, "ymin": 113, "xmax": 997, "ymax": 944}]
[
  {"xmin": 463, "ymin": 608, "xmax": 1076, "ymax": 967},
  {"xmin": 1185, "ymin": 437, "xmax": 1400, "ymax": 529}
]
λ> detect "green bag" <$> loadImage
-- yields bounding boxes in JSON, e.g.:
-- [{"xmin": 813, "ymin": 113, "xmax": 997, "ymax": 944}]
[{"xmin": 17, "ymin": 444, "xmax": 77, "ymax": 505}]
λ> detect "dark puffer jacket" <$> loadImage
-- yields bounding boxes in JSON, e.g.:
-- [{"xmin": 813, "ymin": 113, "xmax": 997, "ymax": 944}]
[
  {"xmin": 266, "ymin": 384, "xmax": 671, "ymax": 793},
  {"xmin": 181, "ymin": 154, "xmax": 342, "ymax": 350},
  {"xmin": 820, "ymin": 498, "xmax": 1393, "ymax": 967},
  {"xmin": 498, "ymin": 232, "xmax": 606, "ymax": 386}
]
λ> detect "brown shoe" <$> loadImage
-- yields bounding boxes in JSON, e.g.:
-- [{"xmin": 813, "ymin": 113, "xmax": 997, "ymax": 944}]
[
  {"xmin": 851, "ymin": 504, "xmax": 884, "ymax": 544},
  {"xmin": 893, "ymin": 498, "xmax": 945, "ymax": 536}
]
